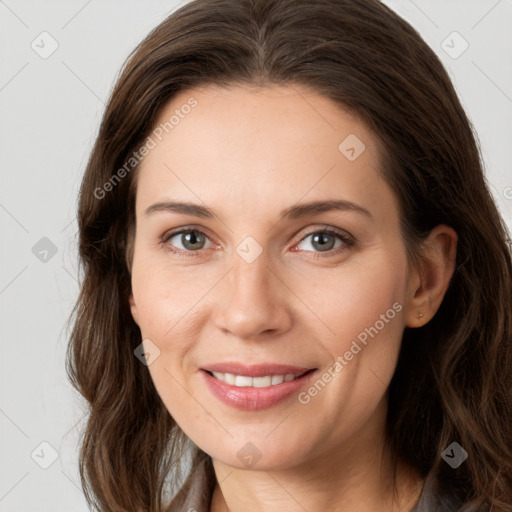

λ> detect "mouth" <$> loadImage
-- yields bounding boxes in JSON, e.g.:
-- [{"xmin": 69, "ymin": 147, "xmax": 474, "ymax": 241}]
[
  {"xmin": 200, "ymin": 363, "xmax": 318, "ymax": 410},
  {"xmin": 204, "ymin": 368, "xmax": 315, "ymax": 388}
]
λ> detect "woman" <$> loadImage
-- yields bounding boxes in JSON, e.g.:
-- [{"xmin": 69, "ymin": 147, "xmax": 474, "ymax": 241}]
[{"xmin": 66, "ymin": 0, "xmax": 512, "ymax": 510}]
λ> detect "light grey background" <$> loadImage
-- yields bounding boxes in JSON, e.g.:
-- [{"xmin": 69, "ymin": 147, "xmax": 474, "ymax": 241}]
[{"xmin": 1, "ymin": 1, "xmax": 511, "ymax": 510}]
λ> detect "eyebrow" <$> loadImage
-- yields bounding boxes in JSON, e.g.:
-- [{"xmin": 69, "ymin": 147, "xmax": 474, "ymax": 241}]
[{"xmin": 144, "ymin": 199, "xmax": 372, "ymax": 220}]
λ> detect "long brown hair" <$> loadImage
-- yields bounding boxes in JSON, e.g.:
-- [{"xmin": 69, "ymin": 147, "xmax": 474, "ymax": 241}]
[{"xmin": 66, "ymin": 0, "xmax": 512, "ymax": 510}]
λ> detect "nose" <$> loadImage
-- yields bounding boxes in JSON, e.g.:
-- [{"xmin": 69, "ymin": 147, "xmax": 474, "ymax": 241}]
[{"xmin": 212, "ymin": 252, "xmax": 293, "ymax": 340}]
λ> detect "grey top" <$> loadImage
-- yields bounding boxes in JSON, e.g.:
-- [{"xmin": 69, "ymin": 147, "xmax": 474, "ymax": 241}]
[
  {"xmin": 409, "ymin": 475, "xmax": 464, "ymax": 512},
  {"xmin": 179, "ymin": 456, "xmax": 465, "ymax": 512}
]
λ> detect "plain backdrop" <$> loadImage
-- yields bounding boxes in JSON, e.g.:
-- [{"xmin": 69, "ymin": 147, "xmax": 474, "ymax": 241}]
[{"xmin": 1, "ymin": 1, "xmax": 511, "ymax": 510}]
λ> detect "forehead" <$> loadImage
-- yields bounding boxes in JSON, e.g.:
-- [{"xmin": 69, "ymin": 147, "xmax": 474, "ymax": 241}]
[
  {"xmin": 147, "ymin": 83, "xmax": 377, "ymax": 157},
  {"xmin": 134, "ymin": 84, "xmax": 397, "ymax": 224}
]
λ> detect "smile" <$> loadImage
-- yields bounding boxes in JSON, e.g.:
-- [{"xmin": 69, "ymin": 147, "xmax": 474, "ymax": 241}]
[
  {"xmin": 201, "ymin": 365, "xmax": 318, "ymax": 411},
  {"xmin": 209, "ymin": 371, "xmax": 302, "ymax": 387}
]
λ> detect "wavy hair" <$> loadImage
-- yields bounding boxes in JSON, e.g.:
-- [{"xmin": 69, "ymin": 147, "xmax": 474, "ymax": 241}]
[{"xmin": 66, "ymin": 0, "xmax": 512, "ymax": 510}]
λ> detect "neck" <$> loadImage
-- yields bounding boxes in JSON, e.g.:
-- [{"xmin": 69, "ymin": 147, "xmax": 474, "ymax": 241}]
[{"xmin": 211, "ymin": 455, "xmax": 422, "ymax": 512}]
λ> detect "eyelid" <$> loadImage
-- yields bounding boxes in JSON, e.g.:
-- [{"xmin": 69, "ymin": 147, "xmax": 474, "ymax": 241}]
[
  {"xmin": 290, "ymin": 225, "xmax": 354, "ymax": 257},
  {"xmin": 161, "ymin": 225, "xmax": 219, "ymax": 251},
  {"xmin": 294, "ymin": 224, "xmax": 354, "ymax": 245}
]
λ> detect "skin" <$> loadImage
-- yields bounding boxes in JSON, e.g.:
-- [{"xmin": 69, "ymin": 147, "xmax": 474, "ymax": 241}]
[{"xmin": 128, "ymin": 84, "xmax": 457, "ymax": 511}]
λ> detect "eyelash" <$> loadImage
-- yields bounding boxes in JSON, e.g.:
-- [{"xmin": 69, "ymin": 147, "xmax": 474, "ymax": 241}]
[{"xmin": 161, "ymin": 225, "xmax": 355, "ymax": 259}]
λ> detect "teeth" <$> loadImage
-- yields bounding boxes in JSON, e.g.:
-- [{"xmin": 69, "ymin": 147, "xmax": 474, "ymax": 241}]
[
  {"xmin": 235, "ymin": 375, "xmax": 253, "ymax": 387},
  {"xmin": 211, "ymin": 372, "xmax": 300, "ymax": 387},
  {"xmin": 271, "ymin": 375, "xmax": 284, "ymax": 385},
  {"xmin": 224, "ymin": 372, "xmax": 236, "ymax": 385}
]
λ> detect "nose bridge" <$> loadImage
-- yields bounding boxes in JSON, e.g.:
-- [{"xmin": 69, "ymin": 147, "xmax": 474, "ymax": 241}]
[
  {"xmin": 231, "ymin": 249, "xmax": 272, "ymax": 301},
  {"xmin": 212, "ymin": 247, "xmax": 291, "ymax": 339}
]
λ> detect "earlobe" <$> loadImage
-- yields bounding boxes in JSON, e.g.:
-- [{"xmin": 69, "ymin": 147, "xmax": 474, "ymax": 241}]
[
  {"xmin": 404, "ymin": 225, "xmax": 457, "ymax": 327},
  {"xmin": 129, "ymin": 293, "xmax": 139, "ymax": 326}
]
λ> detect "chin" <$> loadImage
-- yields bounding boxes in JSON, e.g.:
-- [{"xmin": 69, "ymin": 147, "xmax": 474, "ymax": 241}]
[{"xmin": 208, "ymin": 440, "xmax": 313, "ymax": 472}]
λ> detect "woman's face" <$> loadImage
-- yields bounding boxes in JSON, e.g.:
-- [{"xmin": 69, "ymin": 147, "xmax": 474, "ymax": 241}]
[{"xmin": 129, "ymin": 84, "xmax": 417, "ymax": 470}]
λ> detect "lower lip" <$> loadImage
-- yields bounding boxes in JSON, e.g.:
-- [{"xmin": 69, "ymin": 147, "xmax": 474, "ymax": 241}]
[{"xmin": 201, "ymin": 370, "xmax": 317, "ymax": 411}]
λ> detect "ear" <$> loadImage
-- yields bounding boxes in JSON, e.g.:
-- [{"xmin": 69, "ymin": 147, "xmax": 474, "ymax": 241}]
[
  {"xmin": 129, "ymin": 293, "xmax": 140, "ymax": 326},
  {"xmin": 404, "ymin": 224, "xmax": 457, "ymax": 327}
]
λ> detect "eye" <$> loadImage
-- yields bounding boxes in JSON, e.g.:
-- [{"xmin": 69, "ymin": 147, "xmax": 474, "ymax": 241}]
[
  {"xmin": 162, "ymin": 228, "xmax": 215, "ymax": 256},
  {"xmin": 161, "ymin": 226, "xmax": 354, "ymax": 259},
  {"xmin": 294, "ymin": 227, "xmax": 354, "ymax": 258}
]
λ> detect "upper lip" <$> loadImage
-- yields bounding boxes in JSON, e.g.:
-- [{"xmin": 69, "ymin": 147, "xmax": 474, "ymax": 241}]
[{"xmin": 201, "ymin": 362, "xmax": 315, "ymax": 377}]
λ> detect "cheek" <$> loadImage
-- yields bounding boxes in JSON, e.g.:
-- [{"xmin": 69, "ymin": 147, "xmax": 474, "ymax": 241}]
[
  {"xmin": 131, "ymin": 256, "xmax": 207, "ymax": 340},
  {"xmin": 131, "ymin": 263, "xmax": 208, "ymax": 426},
  {"xmin": 289, "ymin": 256, "xmax": 407, "ymax": 439},
  {"xmin": 292, "ymin": 253, "xmax": 408, "ymax": 352}
]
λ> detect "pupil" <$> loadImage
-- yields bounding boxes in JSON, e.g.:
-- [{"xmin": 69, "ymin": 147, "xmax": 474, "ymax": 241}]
[
  {"xmin": 313, "ymin": 233, "xmax": 334, "ymax": 251},
  {"xmin": 185, "ymin": 231, "xmax": 203, "ymax": 249}
]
